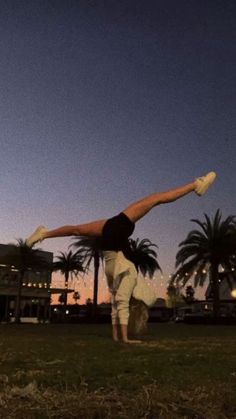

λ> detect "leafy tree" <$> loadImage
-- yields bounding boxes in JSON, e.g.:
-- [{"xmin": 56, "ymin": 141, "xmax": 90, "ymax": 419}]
[
  {"xmin": 172, "ymin": 210, "xmax": 236, "ymax": 318},
  {"xmin": 6, "ymin": 239, "xmax": 52, "ymax": 323}
]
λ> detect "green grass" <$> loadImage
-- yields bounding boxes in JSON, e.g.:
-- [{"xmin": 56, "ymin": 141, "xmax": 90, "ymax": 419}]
[{"xmin": 0, "ymin": 323, "xmax": 236, "ymax": 418}]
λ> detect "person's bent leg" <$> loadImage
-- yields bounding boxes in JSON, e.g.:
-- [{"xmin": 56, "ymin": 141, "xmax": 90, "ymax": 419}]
[
  {"xmin": 26, "ymin": 219, "xmax": 106, "ymax": 247},
  {"xmin": 123, "ymin": 172, "xmax": 216, "ymax": 223}
]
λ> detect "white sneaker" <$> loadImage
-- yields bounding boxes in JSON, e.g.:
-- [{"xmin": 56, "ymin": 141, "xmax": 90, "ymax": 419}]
[
  {"xmin": 26, "ymin": 225, "xmax": 48, "ymax": 247},
  {"xmin": 195, "ymin": 171, "xmax": 216, "ymax": 196}
]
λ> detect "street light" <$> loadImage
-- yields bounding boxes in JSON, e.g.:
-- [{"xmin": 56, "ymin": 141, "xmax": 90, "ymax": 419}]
[{"xmin": 231, "ymin": 289, "xmax": 236, "ymax": 298}]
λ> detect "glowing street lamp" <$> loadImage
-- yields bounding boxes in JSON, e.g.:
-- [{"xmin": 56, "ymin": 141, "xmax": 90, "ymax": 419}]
[{"xmin": 231, "ymin": 289, "xmax": 236, "ymax": 298}]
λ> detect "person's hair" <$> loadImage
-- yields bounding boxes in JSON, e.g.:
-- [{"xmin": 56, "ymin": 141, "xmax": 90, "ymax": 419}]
[{"xmin": 128, "ymin": 297, "xmax": 149, "ymax": 336}]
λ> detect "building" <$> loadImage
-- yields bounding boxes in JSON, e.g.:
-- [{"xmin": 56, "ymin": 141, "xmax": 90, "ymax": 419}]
[{"xmin": 0, "ymin": 244, "xmax": 62, "ymax": 323}]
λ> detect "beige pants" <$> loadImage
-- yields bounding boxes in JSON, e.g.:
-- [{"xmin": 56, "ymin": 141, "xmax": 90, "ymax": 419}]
[{"xmin": 103, "ymin": 251, "xmax": 137, "ymax": 325}]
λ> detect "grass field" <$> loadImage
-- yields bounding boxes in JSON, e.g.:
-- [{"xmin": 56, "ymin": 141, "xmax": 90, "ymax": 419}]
[{"xmin": 0, "ymin": 322, "xmax": 236, "ymax": 418}]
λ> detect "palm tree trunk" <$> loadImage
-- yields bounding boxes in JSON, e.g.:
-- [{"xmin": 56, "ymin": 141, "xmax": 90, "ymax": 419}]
[
  {"xmin": 64, "ymin": 272, "xmax": 69, "ymax": 306},
  {"xmin": 63, "ymin": 271, "xmax": 69, "ymax": 322},
  {"xmin": 93, "ymin": 252, "xmax": 99, "ymax": 318},
  {"xmin": 210, "ymin": 263, "xmax": 220, "ymax": 320},
  {"xmin": 15, "ymin": 270, "xmax": 24, "ymax": 324}
]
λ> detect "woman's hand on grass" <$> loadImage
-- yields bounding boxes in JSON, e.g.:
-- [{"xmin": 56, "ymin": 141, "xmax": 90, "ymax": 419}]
[{"xmin": 123, "ymin": 339, "xmax": 142, "ymax": 344}]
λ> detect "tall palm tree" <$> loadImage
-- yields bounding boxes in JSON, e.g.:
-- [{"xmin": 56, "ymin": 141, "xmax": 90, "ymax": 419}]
[
  {"xmin": 6, "ymin": 239, "xmax": 52, "ymax": 323},
  {"xmin": 71, "ymin": 237, "xmax": 103, "ymax": 313},
  {"xmin": 53, "ymin": 250, "xmax": 85, "ymax": 307},
  {"xmin": 172, "ymin": 210, "xmax": 236, "ymax": 318},
  {"xmin": 128, "ymin": 238, "xmax": 161, "ymax": 278}
]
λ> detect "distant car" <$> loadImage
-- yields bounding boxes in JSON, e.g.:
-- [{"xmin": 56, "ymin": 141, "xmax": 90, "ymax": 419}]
[
  {"xmin": 173, "ymin": 315, "xmax": 182, "ymax": 323},
  {"xmin": 174, "ymin": 307, "xmax": 193, "ymax": 323}
]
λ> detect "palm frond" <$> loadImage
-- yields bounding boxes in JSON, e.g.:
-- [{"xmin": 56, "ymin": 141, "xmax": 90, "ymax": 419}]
[
  {"xmin": 128, "ymin": 237, "xmax": 161, "ymax": 278},
  {"xmin": 173, "ymin": 210, "xmax": 236, "ymax": 315}
]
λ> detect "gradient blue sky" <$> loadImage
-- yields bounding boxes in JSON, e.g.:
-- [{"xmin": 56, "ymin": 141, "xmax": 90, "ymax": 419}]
[{"xmin": 1, "ymin": 0, "xmax": 236, "ymax": 301}]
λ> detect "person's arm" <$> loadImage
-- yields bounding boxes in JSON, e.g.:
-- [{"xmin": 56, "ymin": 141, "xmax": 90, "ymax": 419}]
[
  {"xmin": 111, "ymin": 300, "xmax": 119, "ymax": 342},
  {"xmin": 112, "ymin": 324, "xmax": 119, "ymax": 341},
  {"xmin": 120, "ymin": 324, "xmax": 141, "ymax": 344},
  {"xmin": 115, "ymin": 267, "xmax": 142, "ymax": 343}
]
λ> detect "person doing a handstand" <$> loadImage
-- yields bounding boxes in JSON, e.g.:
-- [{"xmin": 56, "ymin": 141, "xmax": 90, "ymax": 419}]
[{"xmin": 26, "ymin": 172, "xmax": 216, "ymax": 343}]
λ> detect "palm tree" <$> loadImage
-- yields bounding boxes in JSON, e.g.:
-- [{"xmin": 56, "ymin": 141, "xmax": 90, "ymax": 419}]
[
  {"xmin": 128, "ymin": 238, "xmax": 161, "ymax": 278},
  {"xmin": 172, "ymin": 210, "xmax": 236, "ymax": 319},
  {"xmin": 6, "ymin": 239, "xmax": 52, "ymax": 323},
  {"xmin": 53, "ymin": 250, "xmax": 85, "ymax": 308},
  {"xmin": 71, "ymin": 237, "xmax": 103, "ymax": 314}
]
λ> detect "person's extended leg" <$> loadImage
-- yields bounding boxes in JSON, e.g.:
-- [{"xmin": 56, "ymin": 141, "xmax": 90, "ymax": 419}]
[
  {"xmin": 44, "ymin": 219, "xmax": 106, "ymax": 238},
  {"xmin": 123, "ymin": 172, "xmax": 216, "ymax": 223},
  {"xmin": 26, "ymin": 172, "xmax": 216, "ymax": 246},
  {"xmin": 26, "ymin": 219, "xmax": 106, "ymax": 247},
  {"xmin": 122, "ymin": 182, "xmax": 195, "ymax": 223}
]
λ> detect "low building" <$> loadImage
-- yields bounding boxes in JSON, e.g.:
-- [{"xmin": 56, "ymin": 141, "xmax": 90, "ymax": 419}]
[{"xmin": 0, "ymin": 243, "xmax": 64, "ymax": 323}]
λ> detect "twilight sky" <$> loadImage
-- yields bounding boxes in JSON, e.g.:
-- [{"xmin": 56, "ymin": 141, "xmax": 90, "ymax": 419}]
[{"xmin": 1, "ymin": 0, "xmax": 236, "ymax": 302}]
